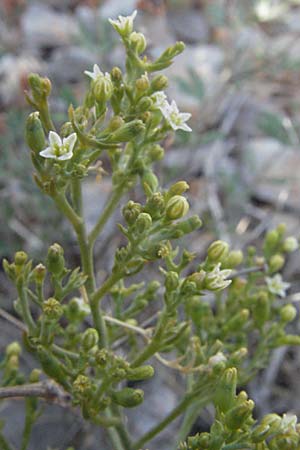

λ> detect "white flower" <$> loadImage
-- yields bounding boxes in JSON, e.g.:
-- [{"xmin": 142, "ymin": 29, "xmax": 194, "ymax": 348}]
[
  {"xmin": 72, "ymin": 297, "xmax": 91, "ymax": 316},
  {"xmin": 108, "ymin": 10, "xmax": 137, "ymax": 36},
  {"xmin": 84, "ymin": 64, "xmax": 110, "ymax": 82},
  {"xmin": 39, "ymin": 131, "xmax": 77, "ymax": 161},
  {"xmin": 266, "ymin": 274, "xmax": 290, "ymax": 298},
  {"xmin": 281, "ymin": 413, "xmax": 297, "ymax": 432},
  {"xmin": 208, "ymin": 352, "xmax": 227, "ymax": 367},
  {"xmin": 205, "ymin": 263, "xmax": 232, "ymax": 291},
  {"xmin": 160, "ymin": 100, "xmax": 192, "ymax": 132},
  {"xmin": 151, "ymin": 91, "xmax": 167, "ymax": 109}
]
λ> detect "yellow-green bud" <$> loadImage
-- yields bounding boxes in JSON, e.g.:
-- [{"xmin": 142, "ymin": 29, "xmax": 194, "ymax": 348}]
[
  {"xmin": 122, "ymin": 201, "xmax": 142, "ymax": 225},
  {"xmin": 225, "ymin": 400, "xmax": 255, "ymax": 430},
  {"xmin": 283, "ymin": 237, "xmax": 299, "ymax": 253},
  {"xmin": 126, "ymin": 365, "xmax": 154, "ymax": 381},
  {"xmin": 165, "ymin": 271, "xmax": 179, "ymax": 291},
  {"xmin": 46, "ymin": 243, "xmax": 65, "ymax": 276},
  {"xmin": 214, "ymin": 368, "xmax": 237, "ymax": 413},
  {"xmin": 136, "ymin": 96, "xmax": 153, "ymax": 113},
  {"xmin": 166, "ymin": 195, "xmax": 189, "ymax": 220},
  {"xmin": 145, "ymin": 192, "xmax": 165, "ymax": 219},
  {"xmin": 135, "ymin": 74, "xmax": 150, "ymax": 92},
  {"xmin": 111, "ymin": 387, "xmax": 144, "ymax": 408},
  {"xmin": 275, "ymin": 334, "xmax": 300, "ymax": 346},
  {"xmin": 95, "ymin": 349, "xmax": 110, "ymax": 367},
  {"xmin": 110, "ymin": 120, "xmax": 145, "ymax": 142},
  {"xmin": 92, "ymin": 73, "xmax": 113, "ymax": 103},
  {"xmin": 73, "ymin": 374, "xmax": 92, "ymax": 395},
  {"xmin": 207, "ymin": 240, "xmax": 229, "ymax": 263},
  {"xmin": 251, "ymin": 424, "xmax": 271, "ymax": 443},
  {"xmin": 29, "ymin": 369, "xmax": 42, "ymax": 383},
  {"xmin": 150, "ymin": 74, "xmax": 169, "ymax": 91},
  {"xmin": 265, "ymin": 229, "xmax": 279, "ymax": 249},
  {"xmin": 7, "ymin": 355, "xmax": 19, "ymax": 371},
  {"xmin": 111, "ymin": 67, "xmax": 122, "ymax": 83},
  {"xmin": 28, "ymin": 73, "xmax": 51, "ymax": 102},
  {"xmin": 135, "ymin": 212, "xmax": 152, "ymax": 234},
  {"xmin": 280, "ymin": 304, "xmax": 297, "ymax": 323},
  {"xmin": 148, "ymin": 144, "xmax": 164, "ymax": 161},
  {"xmin": 129, "ymin": 31, "xmax": 147, "ymax": 53},
  {"xmin": 43, "ymin": 298, "xmax": 63, "ymax": 321},
  {"xmin": 33, "ymin": 263, "xmax": 46, "ymax": 284},
  {"xmin": 6, "ymin": 342, "xmax": 21, "ymax": 358},
  {"xmin": 261, "ymin": 414, "xmax": 282, "ymax": 432},
  {"xmin": 14, "ymin": 251, "xmax": 28, "ymax": 266},
  {"xmin": 142, "ymin": 170, "xmax": 159, "ymax": 194},
  {"xmin": 225, "ymin": 250, "xmax": 243, "ymax": 268},
  {"xmin": 108, "ymin": 116, "xmax": 125, "ymax": 131},
  {"xmin": 168, "ymin": 181, "xmax": 189, "ymax": 197},
  {"xmin": 2, "ymin": 259, "xmax": 16, "ymax": 281},
  {"xmin": 81, "ymin": 328, "xmax": 99, "ymax": 351},
  {"xmin": 269, "ymin": 254, "xmax": 285, "ymax": 273},
  {"xmin": 26, "ymin": 112, "xmax": 46, "ymax": 153}
]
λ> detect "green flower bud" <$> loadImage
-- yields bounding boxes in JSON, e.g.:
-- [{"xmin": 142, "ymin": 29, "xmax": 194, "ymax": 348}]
[
  {"xmin": 225, "ymin": 250, "xmax": 243, "ymax": 268},
  {"xmin": 145, "ymin": 192, "xmax": 165, "ymax": 219},
  {"xmin": 280, "ymin": 304, "xmax": 297, "ymax": 323},
  {"xmin": 29, "ymin": 369, "xmax": 42, "ymax": 383},
  {"xmin": 110, "ymin": 120, "xmax": 145, "ymax": 142},
  {"xmin": 43, "ymin": 298, "xmax": 63, "ymax": 321},
  {"xmin": 126, "ymin": 365, "xmax": 154, "ymax": 381},
  {"xmin": 6, "ymin": 342, "xmax": 22, "ymax": 358},
  {"xmin": 111, "ymin": 387, "xmax": 144, "ymax": 408},
  {"xmin": 168, "ymin": 181, "xmax": 189, "ymax": 197},
  {"xmin": 122, "ymin": 201, "xmax": 142, "ymax": 225},
  {"xmin": 264, "ymin": 229, "xmax": 279, "ymax": 250},
  {"xmin": 46, "ymin": 243, "xmax": 65, "ymax": 276},
  {"xmin": 260, "ymin": 413, "xmax": 282, "ymax": 432},
  {"xmin": 136, "ymin": 96, "xmax": 153, "ymax": 113},
  {"xmin": 187, "ymin": 270, "xmax": 206, "ymax": 290},
  {"xmin": 111, "ymin": 368, "xmax": 127, "ymax": 382},
  {"xmin": 142, "ymin": 170, "xmax": 159, "ymax": 194},
  {"xmin": 165, "ymin": 271, "xmax": 179, "ymax": 291},
  {"xmin": 81, "ymin": 328, "xmax": 99, "ymax": 351},
  {"xmin": 135, "ymin": 212, "xmax": 152, "ymax": 234},
  {"xmin": 92, "ymin": 73, "xmax": 113, "ymax": 103},
  {"xmin": 111, "ymin": 67, "xmax": 123, "ymax": 83},
  {"xmin": 14, "ymin": 251, "xmax": 28, "ymax": 266},
  {"xmin": 28, "ymin": 73, "xmax": 51, "ymax": 103},
  {"xmin": 283, "ymin": 237, "xmax": 299, "ymax": 253},
  {"xmin": 166, "ymin": 195, "xmax": 189, "ymax": 220},
  {"xmin": 95, "ymin": 349, "xmax": 110, "ymax": 367},
  {"xmin": 251, "ymin": 424, "xmax": 271, "ymax": 443},
  {"xmin": 7, "ymin": 355, "xmax": 19, "ymax": 371},
  {"xmin": 148, "ymin": 144, "xmax": 164, "ymax": 162},
  {"xmin": 275, "ymin": 335, "xmax": 300, "ymax": 346},
  {"xmin": 207, "ymin": 240, "xmax": 229, "ymax": 263},
  {"xmin": 33, "ymin": 263, "xmax": 46, "ymax": 284},
  {"xmin": 26, "ymin": 112, "xmax": 46, "ymax": 153},
  {"xmin": 2, "ymin": 259, "xmax": 16, "ymax": 281},
  {"xmin": 108, "ymin": 116, "xmax": 125, "ymax": 131},
  {"xmin": 129, "ymin": 31, "xmax": 147, "ymax": 53},
  {"xmin": 269, "ymin": 253, "xmax": 285, "ymax": 273},
  {"xmin": 150, "ymin": 74, "xmax": 169, "ymax": 91},
  {"xmin": 225, "ymin": 399, "xmax": 254, "ymax": 430},
  {"xmin": 214, "ymin": 367, "xmax": 237, "ymax": 413}
]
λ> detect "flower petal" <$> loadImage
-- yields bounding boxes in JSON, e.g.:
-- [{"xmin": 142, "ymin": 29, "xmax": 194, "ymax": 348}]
[
  {"xmin": 39, "ymin": 147, "xmax": 56, "ymax": 159},
  {"xmin": 49, "ymin": 131, "xmax": 62, "ymax": 147},
  {"xmin": 63, "ymin": 133, "xmax": 77, "ymax": 152},
  {"xmin": 57, "ymin": 151, "xmax": 73, "ymax": 161}
]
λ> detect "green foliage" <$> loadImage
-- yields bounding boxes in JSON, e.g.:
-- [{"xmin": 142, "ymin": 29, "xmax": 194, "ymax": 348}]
[{"xmin": 1, "ymin": 9, "xmax": 300, "ymax": 450}]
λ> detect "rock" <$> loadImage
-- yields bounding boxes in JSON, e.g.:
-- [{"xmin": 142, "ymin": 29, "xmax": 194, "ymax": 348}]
[
  {"xmin": 166, "ymin": 9, "xmax": 210, "ymax": 44},
  {"xmin": 99, "ymin": 0, "xmax": 137, "ymax": 19},
  {"xmin": 21, "ymin": 3, "xmax": 80, "ymax": 52}
]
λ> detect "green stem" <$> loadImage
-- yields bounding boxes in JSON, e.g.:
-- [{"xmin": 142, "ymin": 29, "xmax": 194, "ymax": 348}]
[
  {"xmin": 88, "ymin": 184, "xmax": 126, "ymax": 248},
  {"xmin": 21, "ymin": 398, "xmax": 36, "ymax": 450},
  {"xmin": 71, "ymin": 178, "xmax": 83, "ymax": 216},
  {"xmin": 133, "ymin": 389, "xmax": 213, "ymax": 450},
  {"xmin": 0, "ymin": 433, "xmax": 14, "ymax": 450},
  {"xmin": 17, "ymin": 285, "xmax": 36, "ymax": 335}
]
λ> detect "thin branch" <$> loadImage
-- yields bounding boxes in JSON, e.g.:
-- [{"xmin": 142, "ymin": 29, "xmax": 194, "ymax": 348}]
[
  {"xmin": 0, "ymin": 381, "xmax": 71, "ymax": 407},
  {"xmin": 0, "ymin": 308, "xmax": 27, "ymax": 332}
]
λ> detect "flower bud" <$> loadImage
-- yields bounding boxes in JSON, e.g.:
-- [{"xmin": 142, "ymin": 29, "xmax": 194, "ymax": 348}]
[
  {"xmin": 165, "ymin": 271, "xmax": 179, "ymax": 291},
  {"xmin": 6, "ymin": 342, "xmax": 21, "ymax": 358},
  {"xmin": 148, "ymin": 144, "xmax": 164, "ymax": 161},
  {"xmin": 28, "ymin": 73, "xmax": 51, "ymax": 103},
  {"xmin": 33, "ymin": 263, "xmax": 46, "ymax": 284},
  {"xmin": 136, "ymin": 75, "xmax": 150, "ymax": 93},
  {"xmin": 122, "ymin": 201, "xmax": 142, "ymax": 225},
  {"xmin": 225, "ymin": 400, "xmax": 254, "ymax": 430},
  {"xmin": 43, "ymin": 298, "xmax": 63, "ymax": 321},
  {"xmin": 111, "ymin": 66, "xmax": 123, "ymax": 83},
  {"xmin": 46, "ymin": 243, "xmax": 65, "ymax": 277},
  {"xmin": 129, "ymin": 31, "xmax": 147, "ymax": 53},
  {"xmin": 81, "ymin": 328, "xmax": 99, "ymax": 351},
  {"xmin": 280, "ymin": 304, "xmax": 297, "ymax": 323},
  {"xmin": 26, "ymin": 112, "xmax": 46, "ymax": 153},
  {"xmin": 73, "ymin": 374, "xmax": 92, "ymax": 395},
  {"xmin": 29, "ymin": 369, "xmax": 42, "ymax": 383},
  {"xmin": 111, "ymin": 387, "xmax": 144, "ymax": 408},
  {"xmin": 168, "ymin": 181, "xmax": 189, "ymax": 198},
  {"xmin": 136, "ymin": 96, "xmax": 153, "ymax": 113},
  {"xmin": 150, "ymin": 74, "xmax": 169, "ymax": 92},
  {"xmin": 275, "ymin": 334, "xmax": 300, "ymax": 346},
  {"xmin": 264, "ymin": 229, "xmax": 279, "ymax": 250},
  {"xmin": 126, "ymin": 365, "xmax": 154, "ymax": 381},
  {"xmin": 95, "ymin": 349, "xmax": 110, "ymax": 367},
  {"xmin": 110, "ymin": 120, "xmax": 145, "ymax": 142},
  {"xmin": 166, "ymin": 195, "xmax": 189, "ymax": 220},
  {"xmin": 92, "ymin": 73, "xmax": 113, "ymax": 103},
  {"xmin": 269, "ymin": 254, "xmax": 285, "ymax": 273},
  {"xmin": 225, "ymin": 250, "xmax": 243, "ymax": 268},
  {"xmin": 108, "ymin": 116, "xmax": 125, "ymax": 131},
  {"xmin": 261, "ymin": 414, "xmax": 282, "ymax": 432},
  {"xmin": 283, "ymin": 237, "xmax": 299, "ymax": 253},
  {"xmin": 145, "ymin": 192, "xmax": 165, "ymax": 219},
  {"xmin": 14, "ymin": 251, "xmax": 28, "ymax": 266},
  {"xmin": 135, "ymin": 212, "xmax": 152, "ymax": 234},
  {"xmin": 142, "ymin": 170, "xmax": 159, "ymax": 194},
  {"xmin": 214, "ymin": 368, "xmax": 237, "ymax": 413},
  {"xmin": 207, "ymin": 240, "xmax": 229, "ymax": 263}
]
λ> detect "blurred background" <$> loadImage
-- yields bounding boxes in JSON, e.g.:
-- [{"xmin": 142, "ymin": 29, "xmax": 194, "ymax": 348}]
[{"xmin": 1, "ymin": 0, "xmax": 300, "ymax": 449}]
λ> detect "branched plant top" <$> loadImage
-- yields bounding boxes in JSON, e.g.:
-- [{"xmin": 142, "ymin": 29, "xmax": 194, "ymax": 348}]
[{"xmin": 2, "ymin": 10, "xmax": 300, "ymax": 450}]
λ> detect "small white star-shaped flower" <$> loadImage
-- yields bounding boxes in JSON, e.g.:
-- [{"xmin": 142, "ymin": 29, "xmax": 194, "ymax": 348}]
[
  {"xmin": 205, "ymin": 263, "xmax": 232, "ymax": 291},
  {"xmin": 160, "ymin": 100, "xmax": 192, "ymax": 132},
  {"xmin": 109, "ymin": 10, "xmax": 137, "ymax": 35},
  {"xmin": 39, "ymin": 131, "xmax": 77, "ymax": 161},
  {"xmin": 281, "ymin": 413, "xmax": 297, "ymax": 432},
  {"xmin": 84, "ymin": 64, "xmax": 110, "ymax": 82},
  {"xmin": 266, "ymin": 274, "xmax": 290, "ymax": 298},
  {"xmin": 151, "ymin": 91, "xmax": 168, "ymax": 109}
]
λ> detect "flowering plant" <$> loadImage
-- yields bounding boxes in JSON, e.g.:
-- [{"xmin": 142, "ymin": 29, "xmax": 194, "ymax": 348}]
[{"xmin": 1, "ymin": 10, "xmax": 300, "ymax": 450}]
